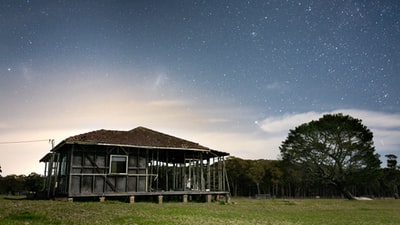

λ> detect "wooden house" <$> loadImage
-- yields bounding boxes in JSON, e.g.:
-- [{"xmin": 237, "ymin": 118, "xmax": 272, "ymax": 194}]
[{"xmin": 40, "ymin": 127, "xmax": 230, "ymax": 203}]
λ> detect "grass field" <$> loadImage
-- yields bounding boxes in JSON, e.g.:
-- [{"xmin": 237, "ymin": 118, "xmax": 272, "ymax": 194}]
[{"xmin": 0, "ymin": 196, "xmax": 399, "ymax": 225}]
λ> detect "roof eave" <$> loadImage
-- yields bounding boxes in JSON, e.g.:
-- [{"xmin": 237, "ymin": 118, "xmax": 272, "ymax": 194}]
[{"xmin": 61, "ymin": 141, "xmax": 229, "ymax": 156}]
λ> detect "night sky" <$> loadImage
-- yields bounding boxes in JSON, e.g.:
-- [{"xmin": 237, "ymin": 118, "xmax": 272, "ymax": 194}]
[{"xmin": 1, "ymin": 0, "xmax": 400, "ymax": 175}]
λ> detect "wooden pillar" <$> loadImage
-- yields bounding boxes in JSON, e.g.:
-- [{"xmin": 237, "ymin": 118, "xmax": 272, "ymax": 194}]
[
  {"xmin": 212, "ymin": 158, "xmax": 216, "ymax": 191},
  {"xmin": 158, "ymin": 195, "xmax": 163, "ymax": 204},
  {"xmin": 183, "ymin": 152, "xmax": 186, "ymax": 191},
  {"xmin": 149, "ymin": 151, "xmax": 154, "ymax": 192},
  {"xmin": 165, "ymin": 151, "xmax": 169, "ymax": 191},
  {"xmin": 182, "ymin": 194, "xmax": 188, "ymax": 203},
  {"xmin": 222, "ymin": 157, "xmax": 226, "ymax": 191},
  {"xmin": 207, "ymin": 158, "xmax": 210, "ymax": 191},
  {"xmin": 172, "ymin": 163, "xmax": 176, "ymax": 191},
  {"xmin": 129, "ymin": 196, "xmax": 135, "ymax": 204},
  {"xmin": 193, "ymin": 159, "xmax": 197, "ymax": 190},
  {"xmin": 156, "ymin": 150, "xmax": 160, "ymax": 191},
  {"xmin": 200, "ymin": 154, "xmax": 204, "ymax": 191},
  {"xmin": 99, "ymin": 196, "xmax": 105, "ymax": 202},
  {"xmin": 218, "ymin": 157, "xmax": 223, "ymax": 191}
]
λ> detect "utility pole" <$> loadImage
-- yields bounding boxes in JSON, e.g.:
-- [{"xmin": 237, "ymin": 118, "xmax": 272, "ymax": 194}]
[{"xmin": 49, "ymin": 139, "xmax": 54, "ymax": 149}]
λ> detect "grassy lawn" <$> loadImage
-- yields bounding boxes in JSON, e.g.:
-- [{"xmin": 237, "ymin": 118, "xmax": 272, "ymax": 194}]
[{"xmin": 0, "ymin": 196, "xmax": 399, "ymax": 224}]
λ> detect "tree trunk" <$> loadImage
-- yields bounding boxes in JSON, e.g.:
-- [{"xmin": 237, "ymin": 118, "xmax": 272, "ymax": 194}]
[
  {"xmin": 336, "ymin": 182, "xmax": 356, "ymax": 200},
  {"xmin": 393, "ymin": 184, "xmax": 399, "ymax": 199},
  {"xmin": 342, "ymin": 188, "xmax": 356, "ymax": 200}
]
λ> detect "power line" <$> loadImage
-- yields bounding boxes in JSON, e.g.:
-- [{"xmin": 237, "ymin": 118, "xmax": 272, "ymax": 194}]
[{"xmin": 0, "ymin": 139, "xmax": 52, "ymax": 145}]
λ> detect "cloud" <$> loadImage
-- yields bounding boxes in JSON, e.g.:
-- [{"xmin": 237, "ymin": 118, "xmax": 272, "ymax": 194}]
[
  {"xmin": 333, "ymin": 109, "xmax": 400, "ymax": 129},
  {"xmin": 257, "ymin": 109, "xmax": 400, "ymax": 160},
  {"xmin": 259, "ymin": 111, "xmax": 321, "ymax": 133},
  {"xmin": 334, "ymin": 109, "xmax": 400, "ymax": 154},
  {"xmin": 153, "ymin": 72, "xmax": 169, "ymax": 89}
]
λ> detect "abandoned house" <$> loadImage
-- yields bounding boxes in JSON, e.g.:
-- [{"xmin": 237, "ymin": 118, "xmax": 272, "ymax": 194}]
[{"xmin": 39, "ymin": 126, "xmax": 230, "ymax": 203}]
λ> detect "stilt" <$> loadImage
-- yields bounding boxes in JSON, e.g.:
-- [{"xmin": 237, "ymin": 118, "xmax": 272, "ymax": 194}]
[
  {"xmin": 225, "ymin": 194, "xmax": 231, "ymax": 204},
  {"xmin": 206, "ymin": 194, "xmax": 212, "ymax": 203},
  {"xmin": 183, "ymin": 194, "xmax": 188, "ymax": 203},
  {"xmin": 158, "ymin": 195, "xmax": 163, "ymax": 204},
  {"xmin": 129, "ymin": 196, "xmax": 135, "ymax": 204}
]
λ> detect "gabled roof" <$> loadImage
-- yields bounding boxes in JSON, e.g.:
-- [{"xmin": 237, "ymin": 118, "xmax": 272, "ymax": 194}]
[{"xmin": 63, "ymin": 126, "xmax": 219, "ymax": 152}]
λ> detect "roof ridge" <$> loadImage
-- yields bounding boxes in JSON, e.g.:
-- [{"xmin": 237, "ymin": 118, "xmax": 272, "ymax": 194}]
[
  {"xmin": 130, "ymin": 126, "xmax": 200, "ymax": 144},
  {"xmin": 63, "ymin": 126, "xmax": 212, "ymax": 151}
]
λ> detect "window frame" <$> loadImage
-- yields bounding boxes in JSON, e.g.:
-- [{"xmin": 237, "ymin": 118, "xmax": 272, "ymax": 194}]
[{"xmin": 109, "ymin": 155, "xmax": 128, "ymax": 175}]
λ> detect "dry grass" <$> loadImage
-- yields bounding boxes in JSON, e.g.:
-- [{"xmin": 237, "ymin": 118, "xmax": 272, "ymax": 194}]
[{"xmin": 0, "ymin": 196, "xmax": 399, "ymax": 224}]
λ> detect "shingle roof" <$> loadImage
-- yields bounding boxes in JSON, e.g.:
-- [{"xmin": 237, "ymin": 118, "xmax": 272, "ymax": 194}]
[{"xmin": 65, "ymin": 126, "xmax": 212, "ymax": 151}]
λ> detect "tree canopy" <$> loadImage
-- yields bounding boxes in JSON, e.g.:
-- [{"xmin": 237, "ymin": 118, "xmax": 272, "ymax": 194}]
[
  {"xmin": 279, "ymin": 113, "xmax": 381, "ymax": 199},
  {"xmin": 385, "ymin": 154, "xmax": 398, "ymax": 169}
]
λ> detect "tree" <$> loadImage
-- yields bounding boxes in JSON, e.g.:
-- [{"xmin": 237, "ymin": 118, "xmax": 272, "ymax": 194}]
[
  {"xmin": 225, "ymin": 157, "xmax": 249, "ymax": 196},
  {"xmin": 385, "ymin": 154, "xmax": 398, "ymax": 169},
  {"xmin": 0, "ymin": 174, "xmax": 26, "ymax": 195},
  {"xmin": 279, "ymin": 113, "xmax": 381, "ymax": 199},
  {"xmin": 384, "ymin": 154, "xmax": 399, "ymax": 198},
  {"xmin": 262, "ymin": 160, "xmax": 282, "ymax": 197},
  {"xmin": 25, "ymin": 172, "xmax": 45, "ymax": 193},
  {"xmin": 247, "ymin": 160, "xmax": 266, "ymax": 195}
]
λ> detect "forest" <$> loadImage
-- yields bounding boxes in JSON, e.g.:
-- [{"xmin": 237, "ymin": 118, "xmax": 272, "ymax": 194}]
[{"xmin": 225, "ymin": 155, "xmax": 400, "ymax": 198}]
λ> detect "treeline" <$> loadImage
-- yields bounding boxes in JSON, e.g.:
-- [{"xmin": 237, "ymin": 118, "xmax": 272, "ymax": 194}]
[
  {"xmin": 0, "ymin": 172, "xmax": 44, "ymax": 195},
  {"xmin": 225, "ymin": 156, "xmax": 400, "ymax": 198}
]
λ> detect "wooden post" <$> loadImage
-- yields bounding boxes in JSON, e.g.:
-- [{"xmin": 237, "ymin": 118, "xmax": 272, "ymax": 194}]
[
  {"xmin": 207, "ymin": 158, "xmax": 210, "ymax": 191},
  {"xmin": 129, "ymin": 196, "xmax": 135, "ymax": 204},
  {"xmin": 206, "ymin": 194, "xmax": 212, "ymax": 203},
  {"xmin": 218, "ymin": 157, "xmax": 223, "ymax": 191},
  {"xmin": 225, "ymin": 194, "xmax": 231, "ymax": 204},
  {"xmin": 200, "ymin": 154, "xmax": 204, "ymax": 191},
  {"xmin": 165, "ymin": 151, "xmax": 169, "ymax": 191},
  {"xmin": 99, "ymin": 196, "xmax": 105, "ymax": 202},
  {"xmin": 183, "ymin": 194, "xmax": 188, "ymax": 203},
  {"xmin": 156, "ymin": 150, "xmax": 160, "ymax": 191},
  {"xmin": 158, "ymin": 195, "xmax": 163, "ymax": 204}
]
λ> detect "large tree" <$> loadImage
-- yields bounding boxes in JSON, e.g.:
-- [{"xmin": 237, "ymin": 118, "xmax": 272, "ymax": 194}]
[{"xmin": 279, "ymin": 113, "xmax": 381, "ymax": 199}]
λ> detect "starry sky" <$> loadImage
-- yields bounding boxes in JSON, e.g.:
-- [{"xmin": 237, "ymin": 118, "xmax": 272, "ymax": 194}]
[{"xmin": 1, "ymin": 0, "xmax": 400, "ymax": 175}]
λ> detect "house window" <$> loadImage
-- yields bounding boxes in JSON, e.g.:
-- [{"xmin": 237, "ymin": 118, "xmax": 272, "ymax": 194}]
[{"xmin": 109, "ymin": 155, "xmax": 128, "ymax": 174}]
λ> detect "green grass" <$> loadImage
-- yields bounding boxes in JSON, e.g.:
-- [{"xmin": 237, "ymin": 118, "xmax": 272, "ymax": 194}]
[{"xmin": 0, "ymin": 196, "xmax": 399, "ymax": 224}]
